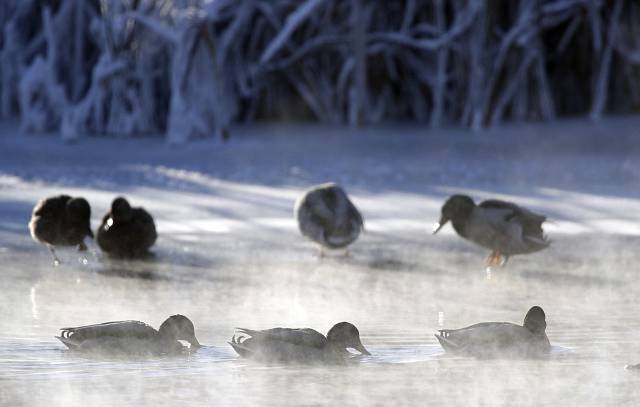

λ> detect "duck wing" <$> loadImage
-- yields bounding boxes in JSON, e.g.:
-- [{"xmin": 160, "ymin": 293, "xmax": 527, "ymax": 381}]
[
  {"xmin": 298, "ymin": 190, "xmax": 337, "ymax": 229},
  {"xmin": 479, "ymin": 200, "xmax": 546, "ymax": 238},
  {"xmin": 322, "ymin": 188, "xmax": 363, "ymax": 247},
  {"xmin": 295, "ymin": 189, "xmax": 337, "ymax": 245},
  {"xmin": 478, "ymin": 200, "xmax": 549, "ymax": 253},
  {"xmin": 57, "ymin": 320, "xmax": 158, "ymax": 349},
  {"xmin": 347, "ymin": 199, "xmax": 364, "ymax": 228},
  {"xmin": 235, "ymin": 328, "xmax": 327, "ymax": 348},
  {"xmin": 436, "ymin": 322, "xmax": 543, "ymax": 357},
  {"xmin": 230, "ymin": 328, "xmax": 341, "ymax": 363},
  {"xmin": 132, "ymin": 208, "xmax": 158, "ymax": 249},
  {"xmin": 61, "ymin": 337, "xmax": 181, "ymax": 356}
]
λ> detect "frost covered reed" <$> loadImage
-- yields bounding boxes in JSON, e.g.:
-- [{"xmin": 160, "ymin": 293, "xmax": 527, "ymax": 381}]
[{"xmin": 1, "ymin": 0, "xmax": 639, "ymax": 142}]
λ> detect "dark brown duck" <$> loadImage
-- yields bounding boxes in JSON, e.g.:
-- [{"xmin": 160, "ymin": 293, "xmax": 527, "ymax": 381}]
[
  {"xmin": 433, "ymin": 194, "xmax": 550, "ymax": 266},
  {"xmin": 57, "ymin": 314, "xmax": 201, "ymax": 356},
  {"xmin": 435, "ymin": 306, "xmax": 551, "ymax": 358},
  {"xmin": 294, "ymin": 183, "xmax": 364, "ymax": 256},
  {"xmin": 229, "ymin": 321, "xmax": 370, "ymax": 364},
  {"xmin": 29, "ymin": 195, "xmax": 93, "ymax": 264},
  {"xmin": 97, "ymin": 197, "xmax": 157, "ymax": 258}
]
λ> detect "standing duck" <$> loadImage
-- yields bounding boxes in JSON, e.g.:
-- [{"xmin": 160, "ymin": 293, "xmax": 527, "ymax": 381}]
[
  {"xmin": 229, "ymin": 322, "xmax": 370, "ymax": 364},
  {"xmin": 294, "ymin": 183, "xmax": 364, "ymax": 256},
  {"xmin": 97, "ymin": 197, "xmax": 157, "ymax": 258},
  {"xmin": 433, "ymin": 195, "xmax": 549, "ymax": 266},
  {"xmin": 56, "ymin": 314, "xmax": 201, "ymax": 356},
  {"xmin": 435, "ymin": 306, "xmax": 551, "ymax": 358},
  {"xmin": 29, "ymin": 195, "xmax": 93, "ymax": 264}
]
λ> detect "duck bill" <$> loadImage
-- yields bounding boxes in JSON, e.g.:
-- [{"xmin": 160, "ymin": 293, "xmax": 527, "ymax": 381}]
[
  {"xmin": 432, "ymin": 216, "xmax": 448, "ymax": 234},
  {"xmin": 353, "ymin": 340, "xmax": 371, "ymax": 356},
  {"xmin": 189, "ymin": 336, "xmax": 202, "ymax": 349}
]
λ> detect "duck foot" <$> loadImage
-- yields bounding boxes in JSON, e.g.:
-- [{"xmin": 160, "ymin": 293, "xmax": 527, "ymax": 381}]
[
  {"xmin": 48, "ymin": 245, "xmax": 61, "ymax": 266},
  {"xmin": 485, "ymin": 251, "xmax": 504, "ymax": 267}
]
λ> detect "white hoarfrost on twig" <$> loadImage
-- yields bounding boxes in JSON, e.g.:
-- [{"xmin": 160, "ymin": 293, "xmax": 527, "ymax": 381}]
[{"xmin": 1, "ymin": 0, "xmax": 639, "ymax": 142}]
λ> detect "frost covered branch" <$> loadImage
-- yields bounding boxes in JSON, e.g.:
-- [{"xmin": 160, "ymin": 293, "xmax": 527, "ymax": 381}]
[{"xmin": 1, "ymin": 0, "xmax": 639, "ymax": 142}]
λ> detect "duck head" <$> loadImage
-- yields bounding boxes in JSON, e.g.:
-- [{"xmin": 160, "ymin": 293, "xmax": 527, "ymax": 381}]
[
  {"xmin": 111, "ymin": 197, "xmax": 133, "ymax": 223},
  {"xmin": 523, "ymin": 306, "xmax": 547, "ymax": 335},
  {"xmin": 158, "ymin": 315, "xmax": 202, "ymax": 349},
  {"xmin": 433, "ymin": 195, "xmax": 475, "ymax": 234},
  {"xmin": 326, "ymin": 322, "xmax": 370, "ymax": 355},
  {"xmin": 66, "ymin": 197, "xmax": 93, "ymax": 238}
]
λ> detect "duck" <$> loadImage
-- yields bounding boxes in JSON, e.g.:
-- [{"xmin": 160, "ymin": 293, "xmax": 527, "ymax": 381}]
[
  {"xmin": 294, "ymin": 183, "xmax": 364, "ymax": 256},
  {"xmin": 96, "ymin": 197, "xmax": 157, "ymax": 258},
  {"xmin": 29, "ymin": 195, "xmax": 93, "ymax": 264},
  {"xmin": 433, "ymin": 194, "xmax": 550, "ymax": 266},
  {"xmin": 435, "ymin": 306, "xmax": 551, "ymax": 358},
  {"xmin": 56, "ymin": 314, "xmax": 201, "ymax": 356},
  {"xmin": 229, "ymin": 322, "xmax": 371, "ymax": 364}
]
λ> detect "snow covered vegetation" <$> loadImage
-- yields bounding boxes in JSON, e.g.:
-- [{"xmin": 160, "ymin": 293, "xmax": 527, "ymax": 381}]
[{"xmin": 1, "ymin": 0, "xmax": 639, "ymax": 142}]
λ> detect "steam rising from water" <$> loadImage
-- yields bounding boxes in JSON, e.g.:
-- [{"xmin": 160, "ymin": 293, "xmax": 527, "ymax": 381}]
[{"xmin": 1, "ymin": 120, "xmax": 640, "ymax": 405}]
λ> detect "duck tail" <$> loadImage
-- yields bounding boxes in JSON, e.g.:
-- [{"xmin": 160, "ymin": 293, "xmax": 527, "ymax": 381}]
[
  {"xmin": 434, "ymin": 332, "xmax": 460, "ymax": 353},
  {"xmin": 56, "ymin": 336, "xmax": 79, "ymax": 350},
  {"xmin": 228, "ymin": 340, "xmax": 253, "ymax": 358},
  {"xmin": 523, "ymin": 235, "xmax": 551, "ymax": 251}
]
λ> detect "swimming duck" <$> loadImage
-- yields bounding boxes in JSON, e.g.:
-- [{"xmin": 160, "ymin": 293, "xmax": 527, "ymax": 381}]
[
  {"xmin": 229, "ymin": 322, "xmax": 370, "ymax": 363},
  {"xmin": 435, "ymin": 306, "xmax": 551, "ymax": 358},
  {"xmin": 433, "ymin": 194, "xmax": 550, "ymax": 266},
  {"xmin": 294, "ymin": 183, "xmax": 364, "ymax": 256},
  {"xmin": 97, "ymin": 197, "xmax": 157, "ymax": 258},
  {"xmin": 56, "ymin": 314, "xmax": 201, "ymax": 356},
  {"xmin": 29, "ymin": 195, "xmax": 93, "ymax": 264}
]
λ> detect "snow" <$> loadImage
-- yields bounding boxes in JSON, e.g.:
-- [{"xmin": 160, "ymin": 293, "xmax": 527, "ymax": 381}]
[
  {"xmin": 3, "ymin": 1, "xmax": 639, "ymax": 141},
  {"xmin": 1, "ymin": 118, "xmax": 639, "ymax": 238},
  {"xmin": 1, "ymin": 118, "xmax": 640, "ymax": 406}
]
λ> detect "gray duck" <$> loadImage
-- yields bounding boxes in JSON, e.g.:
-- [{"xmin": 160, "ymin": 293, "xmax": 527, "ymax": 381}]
[
  {"xmin": 57, "ymin": 314, "xmax": 201, "ymax": 356},
  {"xmin": 435, "ymin": 306, "xmax": 551, "ymax": 358},
  {"xmin": 97, "ymin": 197, "xmax": 157, "ymax": 258},
  {"xmin": 433, "ymin": 194, "xmax": 550, "ymax": 266},
  {"xmin": 229, "ymin": 322, "xmax": 370, "ymax": 364},
  {"xmin": 29, "ymin": 195, "xmax": 93, "ymax": 264},
  {"xmin": 294, "ymin": 183, "xmax": 364, "ymax": 256}
]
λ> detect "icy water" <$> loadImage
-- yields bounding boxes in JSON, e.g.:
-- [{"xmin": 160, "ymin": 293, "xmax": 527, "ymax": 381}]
[{"xmin": 1, "ymin": 119, "xmax": 640, "ymax": 406}]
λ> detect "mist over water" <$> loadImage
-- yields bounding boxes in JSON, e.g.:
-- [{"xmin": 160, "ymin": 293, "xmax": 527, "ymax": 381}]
[{"xmin": 1, "ymin": 120, "xmax": 640, "ymax": 406}]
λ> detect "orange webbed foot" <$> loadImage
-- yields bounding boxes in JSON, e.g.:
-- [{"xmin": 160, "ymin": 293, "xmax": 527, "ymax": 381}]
[{"xmin": 485, "ymin": 250, "xmax": 504, "ymax": 267}]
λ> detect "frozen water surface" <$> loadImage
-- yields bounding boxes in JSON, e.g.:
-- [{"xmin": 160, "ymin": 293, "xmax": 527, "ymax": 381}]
[{"xmin": 1, "ymin": 118, "xmax": 640, "ymax": 406}]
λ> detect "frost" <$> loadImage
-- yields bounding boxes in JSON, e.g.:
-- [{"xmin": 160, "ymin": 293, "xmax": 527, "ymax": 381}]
[{"xmin": 1, "ymin": 1, "xmax": 639, "ymax": 141}]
